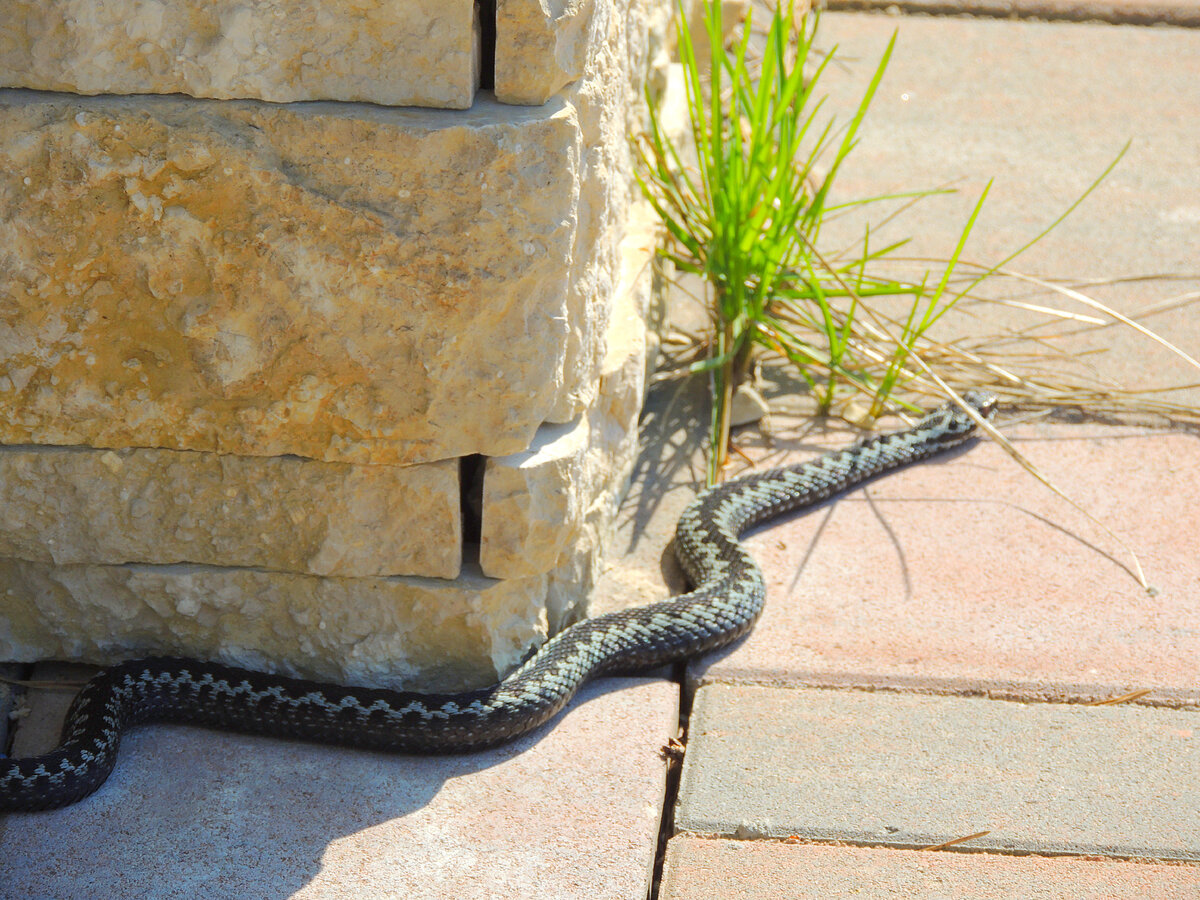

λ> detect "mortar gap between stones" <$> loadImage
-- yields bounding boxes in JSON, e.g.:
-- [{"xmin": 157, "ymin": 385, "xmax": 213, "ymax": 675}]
[{"xmin": 478, "ymin": 0, "xmax": 497, "ymax": 90}]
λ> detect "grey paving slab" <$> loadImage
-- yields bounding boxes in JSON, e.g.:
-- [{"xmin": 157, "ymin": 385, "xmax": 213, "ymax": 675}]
[
  {"xmin": 660, "ymin": 836, "xmax": 1200, "ymax": 899},
  {"xmin": 0, "ymin": 677, "xmax": 677, "ymax": 900},
  {"xmin": 675, "ymin": 684, "xmax": 1200, "ymax": 860},
  {"xmin": 691, "ymin": 424, "xmax": 1200, "ymax": 701},
  {"xmin": 815, "ymin": 13, "xmax": 1200, "ymax": 411}
]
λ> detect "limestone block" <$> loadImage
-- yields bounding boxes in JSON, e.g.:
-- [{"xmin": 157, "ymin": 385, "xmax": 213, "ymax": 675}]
[
  {"xmin": 496, "ymin": 0, "xmax": 666, "ymax": 107},
  {"xmin": 482, "ymin": 420, "xmax": 590, "ymax": 580},
  {"xmin": 0, "ymin": 91, "xmax": 583, "ymax": 465},
  {"xmin": 0, "ymin": 448, "xmax": 460, "ymax": 579},
  {"xmin": 0, "ymin": 0, "xmax": 479, "ymax": 109},
  {"xmin": 495, "ymin": 0, "xmax": 602, "ymax": 106},
  {"xmin": 0, "ymin": 559, "xmax": 548, "ymax": 692}
]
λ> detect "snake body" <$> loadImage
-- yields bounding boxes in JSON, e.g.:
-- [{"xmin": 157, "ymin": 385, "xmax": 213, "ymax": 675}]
[{"xmin": 0, "ymin": 392, "xmax": 994, "ymax": 810}]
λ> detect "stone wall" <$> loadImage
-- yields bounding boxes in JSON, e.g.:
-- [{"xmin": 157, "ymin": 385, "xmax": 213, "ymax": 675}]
[{"xmin": 0, "ymin": 0, "xmax": 668, "ymax": 689}]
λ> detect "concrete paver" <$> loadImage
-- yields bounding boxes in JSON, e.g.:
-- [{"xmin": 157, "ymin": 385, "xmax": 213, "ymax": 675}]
[
  {"xmin": 675, "ymin": 684, "xmax": 1200, "ymax": 859},
  {"xmin": 692, "ymin": 425, "xmax": 1200, "ymax": 701},
  {"xmin": 817, "ymin": 13, "xmax": 1200, "ymax": 411},
  {"xmin": 826, "ymin": 0, "xmax": 1200, "ymax": 28},
  {"xmin": 0, "ymin": 677, "xmax": 677, "ymax": 900},
  {"xmin": 660, "ymin": 836, "xmax": 1200, "ymax": 899}
]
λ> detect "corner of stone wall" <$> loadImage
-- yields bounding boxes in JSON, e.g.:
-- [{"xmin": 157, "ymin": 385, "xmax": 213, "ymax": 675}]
[{"xmin": 0, "ymin": 0, "xmax": 671, "ymax": 690}]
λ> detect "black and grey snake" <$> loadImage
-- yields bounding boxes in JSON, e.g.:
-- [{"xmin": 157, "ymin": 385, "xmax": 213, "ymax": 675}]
[{"xmin": 0, "ymin": 391, "xmax": 995, "ymax": 810}]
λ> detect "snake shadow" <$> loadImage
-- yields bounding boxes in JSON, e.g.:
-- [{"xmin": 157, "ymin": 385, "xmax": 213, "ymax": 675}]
[{"xmin": 673, "ymin": 437, "xmax": 988, "ymax": 683}]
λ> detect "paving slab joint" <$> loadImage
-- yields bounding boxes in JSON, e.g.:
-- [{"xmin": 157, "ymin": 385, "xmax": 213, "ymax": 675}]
[
  {"xmin": 669, "ymin": 831, "xmax": 1200, "ymax": 867},
  {"xmin": 649, "ymin": 661, "xmax": 692, "ymax": 900},
  {"xmin": 822, "ymin": 1, "xmax": 1200, "ymax": 29},
  {"xmin": 688, "ymin": 670, "xmax": 1200, "ymax": 711}
]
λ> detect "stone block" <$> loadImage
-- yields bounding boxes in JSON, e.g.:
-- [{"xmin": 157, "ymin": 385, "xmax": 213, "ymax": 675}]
[
  {"xmin": 495, "ymin": 0, "xmax": 603, "ymax": 106},
  {"xmin": 496, "ymin": 0, "xmax": 668, "ymax": 108},
  {"xmin": 536, "ymin": 0, "xmax": 659, "ymax": 424},
  {"xmin": 0, "ymin": 90, "xmax": 587, "ymax": 465},
  {"xmin": 0, "ymin": 208, "xmax": 659, "ymax": 685},
  {"xmin": 0, "ymin": 447, "xmax": 460, "ymax": 578},
  {"xmin": 0, "ymin": 559, "xmax": 548, "ymax": 691},
  {"xmin": 0, "ymin": 0, "xmax": 479, "ymax": 109}
]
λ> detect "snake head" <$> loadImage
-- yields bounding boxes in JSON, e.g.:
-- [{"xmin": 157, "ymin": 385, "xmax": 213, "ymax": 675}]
[{"xmin": 919, "ymin": 390, "xmax": 998, "ymax": 446}]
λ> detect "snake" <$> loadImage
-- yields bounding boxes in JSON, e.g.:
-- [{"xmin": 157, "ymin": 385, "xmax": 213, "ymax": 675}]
[{"xmin": 0, "ymin": 391, "xmax": 995, "ymax": 811}]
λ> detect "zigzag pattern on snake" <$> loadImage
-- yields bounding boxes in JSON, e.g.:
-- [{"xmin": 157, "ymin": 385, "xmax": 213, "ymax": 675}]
[{"xmin": 0, "ymin": 391, "xmax": 996, "ymax": 810}]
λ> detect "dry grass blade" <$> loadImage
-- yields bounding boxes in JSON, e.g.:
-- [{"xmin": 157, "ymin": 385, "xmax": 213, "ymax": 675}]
[
  {"xmin": 919, "ymin": 830, "xmax": 991, "ymax": 851},
  {"xmin": 1085, "ymin": 688, "xmax": 1153, "ymax": 707},
  {"xmin": 911, "ymin": 360, "xmax": 1150, "ymax": 589},
  {"xmin": 0, "ymin": 674, "xmax": 90, "ymax": 690},
  {"xmin": 968, "ymin": 266, "xmax": 1200, "ymax": 373}
]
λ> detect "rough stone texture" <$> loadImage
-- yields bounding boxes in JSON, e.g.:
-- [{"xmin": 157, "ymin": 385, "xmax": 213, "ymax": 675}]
[
  {"xmin": 545, "ymin": 220, "xmax": 659, "ymax": 628},
  {"xmin": 0, "ymin": 677, "xmax": 677, "ymax": 900},
  {"xmin": 483, "ymin": 419, "xmax": 593, "ymax": 580},
  {"xmin": 539, "ymin": 0, "xmax": 658, "ymax": 425},
  {"xmin": 0, "ymin": 559, "xmax": 548, "ymax": 691},
  {"xmin": 661, "ymin": 837, "xmax": 1200, "ymax": 900},
  {"xmin": 0, "ymin": 448, "xmax": 460, "ymax": 578},
  {"xmin": 0, "ymin": 90, "xmax": 585, "ymax": 465},
  {"xmin": 676, "ymin": 685, "xmax": 1200, "ymax": 860},
  {"xmin": 0, "ymin": 0, "xmax": 480, "ymax": 108},
  {"xmin": 496, "ymin": 0, "xmax": 600, "ymax": 105},
  {"xmin": 0, "ymin": 207, "xmax": 660, "ymax": 686},
  {"xmin": 692, "ymin": 425, "xmax": 1200, "ymax": 702},
  {"xmin": 481, "ymin": 208, "xmax": 653, "ymax": 580}
]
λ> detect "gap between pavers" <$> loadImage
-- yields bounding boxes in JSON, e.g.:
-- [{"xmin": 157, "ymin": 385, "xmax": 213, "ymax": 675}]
[
  {"xmin": 659, "ymin": 835, "xmax": 1200, "ymax": 900},
  {"xmin": 675, "ymin": 684, "xmax": 1200, "ymax": 861},
  {"xmin": 0, "ymin": 677, "xmax": 678, "ymax": 900}
]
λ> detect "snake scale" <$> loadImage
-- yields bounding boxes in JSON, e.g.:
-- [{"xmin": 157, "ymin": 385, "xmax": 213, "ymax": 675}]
[{"xmin": 0, "ymin": 392, "xmax": 995, "ymax": 811}]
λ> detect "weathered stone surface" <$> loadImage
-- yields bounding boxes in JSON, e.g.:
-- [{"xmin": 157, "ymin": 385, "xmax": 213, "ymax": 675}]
[
  {"xmin": 0, "ymin": 0, "xmax": 479, "ymax": 109},
  {"xmin": 0, "ymin": 559, "xmax": 548, "ymax": 691},
  {"xmin": 544, "ymin": 268, "xmax": 652, "ymax": 627},
  {"xmin": 483, "ymin": 420, "xmax": 590, "ymax": 580},
  {"xmin": 495, "ymin": 0, "xmax": 603, "ymax": 106},
  {"xmin": 0, "ymin": 90, "xmax": 583, "ymax": 465},
  {"xmin": 482, "ymin": 209, "xmax": 655, "ymax": 631},
  {"xmin": 0, "ymin": 447, "xmax": 460, "ymax": 578},
  {"xmin": 542, "ymin": 0, "xmax": 660, "ymax": 423}
]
